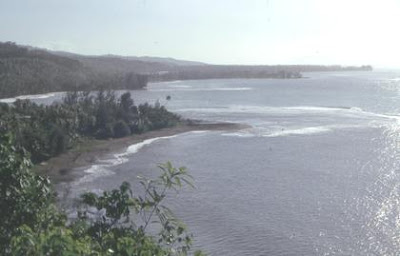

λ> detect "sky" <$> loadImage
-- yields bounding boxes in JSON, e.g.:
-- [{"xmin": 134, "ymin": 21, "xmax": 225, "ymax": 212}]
[{"xmin": 1, "ymin": 0, "xmax": 400, "ymax": 67}]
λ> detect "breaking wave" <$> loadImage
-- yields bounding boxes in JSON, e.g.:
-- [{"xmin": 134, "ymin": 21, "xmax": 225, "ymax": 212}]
[
  {"xmin": 177, "ymin": 105, "xmax": 400, "ymax": 121},
  {"xmin": 149, "ymin": 87, "xmax": 252, "ymax": 92},
  {"xmin": 221, "ymin": 124, "xmax": 363, "ymax": 138},
  {"xmin": 263, "ymin": 126, "xmax": 333, "ymax": 137},
  {"xmin": 0, "ymin": 92, "xmax": 58, "ymax": 103},
  {"xmin": 75, "ymin": 135, "xmax": 178, "ymax": 184}
]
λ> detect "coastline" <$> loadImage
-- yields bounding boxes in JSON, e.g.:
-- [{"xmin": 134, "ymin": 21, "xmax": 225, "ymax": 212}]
[{"xmin": 35, "ymin": 121, "xmax": 249, "ymax": 184}]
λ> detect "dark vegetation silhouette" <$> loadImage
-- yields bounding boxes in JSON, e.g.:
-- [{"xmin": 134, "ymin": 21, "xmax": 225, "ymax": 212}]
[
  {"xmin": 0, "ymin": 88, "xmax": 204, "ymax": 255},
  {"xmin": 0, "ymin": 90, "xmax": 180, "ymax": 164},
  {"xmin": 0, "ymin": 133, "xmax": 204, "ymax": 255},
  {"xmin": 0, "ymin": 42, "xmax": 148, "ymax": 98},
  {"xmin": 0, "ymin": 42, "xmax": 372, "ymax": 99}
]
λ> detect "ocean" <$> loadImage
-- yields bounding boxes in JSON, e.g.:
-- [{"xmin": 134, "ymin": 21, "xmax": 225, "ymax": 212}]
[{"xmin": 12, "ymin": 71, "xmax": 400, "ymax": 255}]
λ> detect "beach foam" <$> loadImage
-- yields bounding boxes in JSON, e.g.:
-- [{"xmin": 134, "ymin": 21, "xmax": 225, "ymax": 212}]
[
  {"xmin": 190, "ymin": 130, "xmax": 209, "ymax": 134},
  {"xmin": 75, "ymin": 135, "xmax": 178, "ymax": 184},
  {"xmin": 221, "ymin": 124, "xmax": 366, "ymax": 138},
  {"xmin": 221, "ymin": 132, "xmax": 256, "ymax": 138},
  {"xmin": 149, "ymin": 87, "xmax": 252, "ymax": 92},
  {"xmin": 126, "ymin": 135, "xmax": 178, "ymax": 154},
  {"xmin": 263, "ymin": 126, "xmax": 332, "ymax": 137},
  {"xmin": 177, "ymin": 105, "xmax": 400, "ymax": 121},
  {"xmin": 0, "ymin": 92, "xmax": 58, "ymax": 103},
  {"xmin": 168, "ymin": 85, "xmax": 192, "ymax": 88}
]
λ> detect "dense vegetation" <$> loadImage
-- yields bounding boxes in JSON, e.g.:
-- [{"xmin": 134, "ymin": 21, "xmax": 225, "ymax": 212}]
[
  {"xmin": 0, "ymin": 90, "xmax": 180, "ymax": 164},
  {"xmin": 0, "ymin": 132, "xmax": 204, "ymax": 255},
  {"xmin": 1, "ymin": 41, "xmax": 373, "ymax": 99},
  {"xmin": 0, "ymin": 42, "xmax": 148, "ymax": 98},
  {"xmin": 0, "ymin": 71, "xmax": 206, "ymax": 254},
  {"xmin": 151, "ymin": 64, "xmax": 373, "ymax": 81},
  {"xmin": 151, "ymin": 65, "xmax": 302, "ymax": 80}
]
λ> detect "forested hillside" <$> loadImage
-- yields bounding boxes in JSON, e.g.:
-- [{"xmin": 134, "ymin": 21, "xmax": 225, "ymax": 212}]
[
  {"xmin": 0, "ymin": 42, "xmax": 148, "ymax": 98},
  {"xmin": 0, "ymin": 42, "xmax": 373, "ymax": 99}
]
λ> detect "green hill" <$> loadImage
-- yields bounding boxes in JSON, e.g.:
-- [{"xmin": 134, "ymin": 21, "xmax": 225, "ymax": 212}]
[
  {"xmin": 0, "ymin": 41, "xmax": 372, "ymax": 99},
  {"xmin": 0, "ymin": 42, "xmax": 149, "ymax": 98}
]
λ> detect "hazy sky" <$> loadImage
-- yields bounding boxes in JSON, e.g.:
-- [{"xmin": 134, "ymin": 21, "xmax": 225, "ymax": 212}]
[{"xmin": 1, "ymin": 0, "xmax": 399, "ymax": 67}]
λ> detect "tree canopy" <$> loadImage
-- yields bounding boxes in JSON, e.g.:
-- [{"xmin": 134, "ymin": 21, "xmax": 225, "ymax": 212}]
[
  {"xmin": 0, "ymin": 133, "xmax": 205, "ymax": 255},
  {"xmin": 0, "ymin": 90, "xmax": 180, "ymax": 163}
]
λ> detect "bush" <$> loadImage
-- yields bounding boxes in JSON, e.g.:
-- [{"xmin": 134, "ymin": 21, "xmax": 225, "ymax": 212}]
[
  {"xmin": 48, "ymin": 126, "xmax": 68, "ymax": 155},
  {"xmin": 95, "ymin": 123, "xmax": 114, "ymax": 139},
  {"xmin": 1, "ymin": 134, "xmax": 205, "ymax": 255},
  {"xmin": 0, "ymin": 133, "xmax": 56, "ymax": 254},
  {"xmin": 113, "ymin": 120, "xmax": 131, "ymax": 138},
  {"xmin": 0, "ymin": 90, "xmax": 182, "ymax": 164}
]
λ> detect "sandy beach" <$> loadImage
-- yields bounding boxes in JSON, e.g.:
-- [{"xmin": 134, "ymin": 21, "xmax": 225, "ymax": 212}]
[{"xmin": 35, "ymin": 121, "xmax": 249, "ymax": 184}]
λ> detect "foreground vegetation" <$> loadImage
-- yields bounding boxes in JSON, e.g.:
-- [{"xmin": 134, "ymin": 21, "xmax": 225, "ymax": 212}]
[
  {"xmin": 0, "ymin": 90, "xmax": 180, "ymax": 164},
  {"xmin": 0, "ymin": 133, "xmax": 204, "ymax": 255}
]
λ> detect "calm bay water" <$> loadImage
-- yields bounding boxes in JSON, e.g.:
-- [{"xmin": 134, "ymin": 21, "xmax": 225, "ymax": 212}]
[{"xmin": 28, "ymin": 71, "xmax": 400, "ymax": 255}]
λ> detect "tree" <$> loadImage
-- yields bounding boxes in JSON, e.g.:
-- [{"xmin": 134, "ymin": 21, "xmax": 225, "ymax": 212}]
[
  {"xmin": 48, "ymin": 126, "xmax": 68, "ymax": 156},
  {"xmin": 78, "ymin": 163, "xmax": 197, "ymax": 255},
  {"xmin": 0, "ymin": 133, "xmax": 56, "ymax": 254},
  {"xmin": 1, "ymin": 133, "xmax": 205, "ymax": 255},
  {"xmin": 113, "ymin": 120, "xmax": 131, "ymax": 138},
  {"xmin": 120, "ymin": 92, "xmax": 134, "ymax": 112},
  {"xmin": 0, "ymin": 91, "xmax": 181, "ymax": 162}
]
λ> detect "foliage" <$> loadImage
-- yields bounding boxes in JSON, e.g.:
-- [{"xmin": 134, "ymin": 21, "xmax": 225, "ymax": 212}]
[
  {"xmin": 0, "ymin": 133, "xmax": 57, "ymax": 255},
  {"xmin": 0, "ymin": 90, "xmax": 181, "ymax": 163},
  {"xmin": 0, "ymin": 42, "xmax": 149, "ymax": 99},
  {"xmin": 0, "ymin": 134, "xmax": 204, "ymax": 255},
  {"xmin": 78, "ymin": 163, "xmax": 196, "ymax": 255},
  {"xmin": 114, "ymin": 120, "xmax": 131, "ymax": 138}
]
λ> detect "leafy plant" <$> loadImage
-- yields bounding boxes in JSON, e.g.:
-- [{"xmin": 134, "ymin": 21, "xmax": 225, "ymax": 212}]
[
  {"xmin": 0, "ymin": 89, "xmax": 181, "ymax": 164},
  {"xmin": 0, "ymin": 133, "xmax": 56, "ymax": 254},
  {"xmin": 79, "ymin": 162, "xmax": 197, "ymax": 255},
  {"xmin": 1, "ymin": 133, "xmax": 205, "ymax": 255}
]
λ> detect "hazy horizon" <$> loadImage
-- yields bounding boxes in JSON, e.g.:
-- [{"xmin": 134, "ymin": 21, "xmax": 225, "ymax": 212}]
[{"xmin": 1, "ymin": 0, "xmax": 400, "ymax": 68}]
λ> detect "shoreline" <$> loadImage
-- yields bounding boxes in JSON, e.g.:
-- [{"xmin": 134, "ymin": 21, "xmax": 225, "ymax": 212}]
[{"xmin": 35, "ymin": 121, "xmax": 249, "ymax": 184}]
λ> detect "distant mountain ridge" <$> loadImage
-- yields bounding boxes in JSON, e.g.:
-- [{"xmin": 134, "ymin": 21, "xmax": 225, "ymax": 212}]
[
  {"xmin": 108, "ymin": 55, "xmax": 206, "ymax": 66},
  {"xmin": 0, "ymin": 41, "xmax": 373, "ymax": 99},
  {"xmin": 51, "ymin": 51, "xmax": 206, "ymax": 67}
]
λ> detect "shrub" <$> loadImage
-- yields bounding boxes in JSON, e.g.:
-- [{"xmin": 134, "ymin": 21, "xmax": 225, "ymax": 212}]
[
  {"xmin": 1, "ymin": 134, "xmax": 205, "ymax": 255},
  {"xmin": 113, "ymin": 120, "xmax": 131, "ymax": 138},
  {"xmin": 48, "ymin": 126, "xmax": 68, "ymax": 155},
  {"xmin": 0, "ymin": 90, "xmax": 182, "ymax": 163},
  {"xmin": 0, "ymin": 133, "xmax": 56, "ymax": 254},
  {"xmin": 95, "ymin": 123, "xmax": 114, "ymax": 139}
]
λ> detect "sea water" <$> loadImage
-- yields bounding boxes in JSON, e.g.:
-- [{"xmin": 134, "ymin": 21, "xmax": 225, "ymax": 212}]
[{"xmin": 54, "ymin": 71, "xmax": 400, "ymax": 255}]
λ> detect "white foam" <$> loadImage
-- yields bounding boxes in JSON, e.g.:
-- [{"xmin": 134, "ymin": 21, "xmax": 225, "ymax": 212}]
[
  {"xmin": 156, "ymin": 80, "xmax": 183, "ymax": 84},
  {"xmin": 263, "ymin": 126, "xmax": 332, "ymax": 137},
  {"xmin": 178, "ymin": 105, "xmax": 341, "ymax": 114},
  {"xmin": 211, "ymin": 87, "xmax": 252, "ymax": 91},
  {"xmin": 0, "ymin": 98, "xmax": 16, "ymax": 103},
  {"xmin": 221, "ymin": 124, "xmax": 366, "ymax": 138},
  {"xmin": 76, "ymin": 165, "xmax": 115, "ymax": 184},
  {"xmin": 179, "ymin": 105, "xmax": 352, "ymax": 113},
  {"xmin": 221, "ymin": 132, "xmax": 256, "ymax": 138},
  {"xmin": 75, "ymin": 135, "xmax": 178, "ymax": 184},
  {"xmin": 126, "ymin": 135, "xmax": 177, "ymax": 154},
  {"xmin": 0, "ymin": 92, "xmax": 57, "ymax": 103},
  {"xmin": 149, "ymin": 87, "xmax": 252, "ymax": 92},
  {"xmin": 190, "ymin": 130, "xmax": 209, "ymax": 134},
  {"xmin": 177, "ymin": 105, "xmax": 400, "ymax": 122},
  {"xmin": 169, "ymin": 85, "xmax": 192, "ymax": 88}
]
